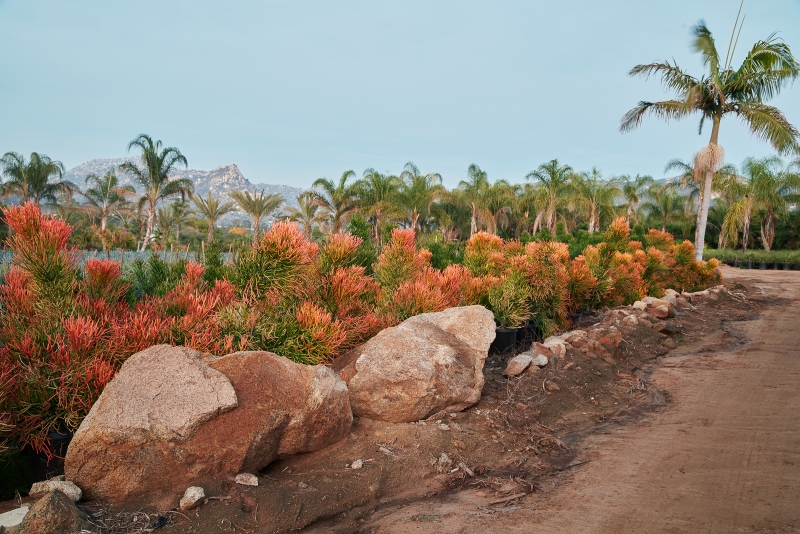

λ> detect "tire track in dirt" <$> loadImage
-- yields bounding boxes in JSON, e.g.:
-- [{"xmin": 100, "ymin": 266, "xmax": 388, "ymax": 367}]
[{"xmin": 361, "ymin": 267, "xmax": 800, "ymax": 533}]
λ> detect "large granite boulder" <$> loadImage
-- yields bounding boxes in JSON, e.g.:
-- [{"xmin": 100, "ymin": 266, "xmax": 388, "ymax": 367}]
[
  {"xmin": 65, "ymin": 346, "xmax": 351, "ymax": 503},
  {"xmin": 333, "ymin": 306, "xmax": 495, "ymax": 423}
]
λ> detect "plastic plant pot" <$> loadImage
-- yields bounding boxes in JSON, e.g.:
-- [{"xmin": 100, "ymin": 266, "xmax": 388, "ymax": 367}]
[{"xmin": 491, "ymin": 328, "xmax": 518, "ymax": 356}]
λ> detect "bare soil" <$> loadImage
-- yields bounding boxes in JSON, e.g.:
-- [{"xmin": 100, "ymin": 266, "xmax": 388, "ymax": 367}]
[{"xmin": 6, "ymin": 266, "xmax": 796, "ymax": 534}]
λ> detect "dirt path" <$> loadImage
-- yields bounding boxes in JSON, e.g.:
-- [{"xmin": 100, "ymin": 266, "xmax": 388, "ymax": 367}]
[{"xmin": 362, "ymin": 267, "xmax": 800, "ymax": 533}]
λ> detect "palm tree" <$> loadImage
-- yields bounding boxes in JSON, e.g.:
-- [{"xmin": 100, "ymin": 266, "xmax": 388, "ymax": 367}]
[
  {"xmin": 642, "ymin": 182, "xmax": 686, "ymax": 232},
  {"xmin": 396, "ymin": 162, "xmax": 445, "ymax": 233},
  {"xmin": 621, "ymin": 17, "xmax": 800, "ymax": 259},
  {"xmin": 619, "ymin": 174, "xmax": 654, "ymax": 225},
  {"xmin": 357, "ymin": 169, "xmax": 401, "ymax": 246},
  {"xmin": 229, "ymin": 190, "xmax": 284, "ymax": 243},
  {"xmin": 516, "ymin": 182, "xmax": 548, "ymax": 236},
  {"xmin": 569, "ymin": 168, "xmax": 620, "ymax": 233},
  {"xmin": 156, "ymin": 205, "xmax": 177, "ymax": 244},
  {"xmin": 312, "ymin": 170, "xmax": 360, "ymax": 233},
  {"xmin": 483, "ymin": 180, "xmax": 516, "ymax": 236},
  {"xmin": 0, "ymin": 151, "xmax": 76, "ymax": 205},
  {"xmin": 192, "ymin": 192, "xmax": 238, "ymax": 243},
  {"xmin": 83, "ymin": 170, "xmax": 136, "ymax": 231},
  {"xmin": 284, "ymin": 191, "xmax": 327, "ymax": 239},
  {"xmin": 525, "ymin": 159, "xmax": 573, "ymax": 233},
  {"xmin": 459, "ymin": 164, "xmax": 491, "ymax": 237},
  {"xmin": 722, "ymin": 156, "xmax": 800, "ymax": 251},
  {"xmin": 119, "ymin": 134, "xmax": 193, "ymax": 251}
]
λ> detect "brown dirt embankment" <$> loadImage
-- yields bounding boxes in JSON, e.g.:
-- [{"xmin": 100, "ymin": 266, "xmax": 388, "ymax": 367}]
[{"xmin": 360, "ymin": 267, "xmax": 800, "ymax": 533}]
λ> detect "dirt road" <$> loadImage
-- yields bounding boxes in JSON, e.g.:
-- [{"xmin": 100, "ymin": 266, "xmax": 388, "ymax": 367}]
[{"xmin": 363, "ymin": 267, "xmax": 800, "ymax": 533}]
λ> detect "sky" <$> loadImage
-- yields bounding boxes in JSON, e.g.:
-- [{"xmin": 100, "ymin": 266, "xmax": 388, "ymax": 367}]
[{"xmin": 0, "ymin": 0, "xmax": 799, "ymax": 189}]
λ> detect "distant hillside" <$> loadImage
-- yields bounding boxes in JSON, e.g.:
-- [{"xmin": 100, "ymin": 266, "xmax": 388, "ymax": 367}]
[{"xmin": 63, "ymin": 158, "xmax": 305, "ymax": 226}]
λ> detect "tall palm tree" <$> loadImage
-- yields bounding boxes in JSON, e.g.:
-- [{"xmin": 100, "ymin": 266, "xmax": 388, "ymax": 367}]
[
  {"xmin": 229, "ymin": 190, "xmax": 284, "ymax": 243},
  {"xmin": 569, "ymin": 168, "xmax": 620, "ymax": 233},
  {"xmin": 357, "ymin": 169, "xmax": 401, "ymax": 246},
  {"xmin": 192, "ymin": 192, "xmax": 238, "ymax": 243},
  {"xmin": 619, "ymin": 174, "xmax": 654, "ymax": 225},
  {"xmin": 83, "ymin": 170, "xmax": 136, "ymax": 231},
  {"xmin": 396, "ymin": 162, "xmax": 445, "ymax": 233},
  {"xmin": 283, "ymin": 191, "xmax": 327, "ymax": 239},
  {"xmin": 312, "ymin": 170, "xmax": 360, "ymax": 233},
  {"xmin": 621, "ymin": 17, "xmax": 800, "ymax": 259},
  {"xmin": 525, "ymin": 159, "xmax": 573, "ymax": 233},
  {"xmin": 642, "ymin": 182, "xmax": 687, "ymax": 232},
  {"xmin": 119, "ymin": 134, "xmax": 193, "ymax": 251},
  {"xmin": 0, "ymin": 151, "xmax": 76, "ymax": 205},
  {"xmin": 459, "ymin": 164, "xmax": 491, "ymax": 237},
  {"xmin": 722, "ymin": 156, "xmax": 800, "ymax": 251}
]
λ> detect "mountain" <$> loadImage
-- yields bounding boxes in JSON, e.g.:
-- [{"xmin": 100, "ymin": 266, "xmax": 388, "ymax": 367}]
[{"xmin": 63, "ymin": 158, "xmax": 305, "ymax": 225}]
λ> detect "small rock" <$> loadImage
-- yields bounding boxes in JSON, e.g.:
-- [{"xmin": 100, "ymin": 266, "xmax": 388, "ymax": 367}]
[
  {"xmin": 563, "ymin": 362, "xmax": 575, "ymax": 370},
  {"xmin": 655, "ymin": 321, "xmax": 679, "ymax": 335},
  {"xmin": 503, "ymin": 353, "xmax": 532, "ymax": 376},
  {"xmin": 531, "ymin": 342, "xmax": 553, "ymax": 357},
  {"xmin": 234, "ymin": 473, "xmax": 259, "ymax": 487},
  {"xmin": 544, "ymin": 380, "xmax": 561, "ymax": 392},
  {"xmin": 438, "ymin": 423, "xmax": 450, "ymax": 431},
  {"xmin": 661, "ymin": 338, "xmax": 677, "ymax": 350},
  {"xmin": 452, "ymin": 439, "xmax": 466, "ymax": 450},
  {"xmin": 298, "ymin": 482, "xmax": 309, "ymax": 489},
  {"xmin": 435, "ymin": 453, "xmax": 452, "ymax": 472},
  {"xmin": 0, "ymin": 506, "xmax": 29, "ymax": 528},
  {"xmin": 17, "ymin": 490, "xmax": 92, "ymax": 534},
  {"xmin": 29, "ymin": 480, "xmax": 82, "ymax": 502},
  {"xmin": 351, "ymin": 459, "xmax": 364, "ymax": 470},
  {"xmin": 180, "ymin": 487, "xmax": 205, "ymax": 511},
  {"xmin": 532, "ymin": 355, "xmax": 549, "ymax": 368},
  {"xmin": 632, "ymin": 300, "xmax": 647, "ymax": 310},
  {"xmin": 622, "ymin": 315, "xmax": 638, "ymax": 327}
]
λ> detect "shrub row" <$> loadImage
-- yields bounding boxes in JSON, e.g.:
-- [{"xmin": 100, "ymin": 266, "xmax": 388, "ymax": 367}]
[
  {"xmin": 0, "ymin": 204, "xmax": 720, "ymax": 459},
  {"xmin": 703, "ymin": 248, "xmax": 800, "ymax": 267}
]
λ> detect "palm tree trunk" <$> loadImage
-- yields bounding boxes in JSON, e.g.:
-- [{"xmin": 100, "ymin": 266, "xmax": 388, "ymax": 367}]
[
  {"xmin": 693, "ymin": 188, "xmax": 704, "ymax": 249},
  {"xmin": 141, "ymin": 205, "xmax": 156, "ymax": 252},
  {"xmin": 762, "ymin": 211, "xmax": 775, "ymax": 251},
  {"xmin": 470, "ymin": 205, "xmax": 478, "ymax": 237},
  {"xmin": 252, "ymin": 216, "xmax": 262, "ymax": 243},
  {"xmin": 742, "ymin": 209, "xmax": 751, "ymax": 252},
  {"xmin": 695, "ymin": 117, "xmax": 721, "ymax": 261},
  {"xmin": 533, "ymin": 211, "xmax": 543, "ymax": 234},
  {"xmin": 206, "ymin": 220, "xmax": 215, "ymax": 243},
  {"xmin": 626, "ymin": 202, "xmax": 633, "ymax": 225}
]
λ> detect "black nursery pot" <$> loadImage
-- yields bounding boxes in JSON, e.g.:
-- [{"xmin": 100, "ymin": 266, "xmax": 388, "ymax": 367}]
[
  {"xmin": 491, "ymin": 328, "xmax": 518, "ymax": 355},
  {"xmin": 25, "ymin": 431, "xmax": 72, "ymax": 483},
  {"xmin": 759, "ymin": 261, "xmax": 767, "ymax": 270}
]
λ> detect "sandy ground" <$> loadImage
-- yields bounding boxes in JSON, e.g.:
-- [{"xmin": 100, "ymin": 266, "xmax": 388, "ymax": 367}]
[{"xmin": 360, "ymin": 267, "xmax": 800, "ymax": 533}]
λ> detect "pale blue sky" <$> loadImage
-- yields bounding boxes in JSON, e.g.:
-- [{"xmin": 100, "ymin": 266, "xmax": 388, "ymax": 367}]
[{"xmin": 1, "ymin": 0, "xmax": 798, "ymax": 188}]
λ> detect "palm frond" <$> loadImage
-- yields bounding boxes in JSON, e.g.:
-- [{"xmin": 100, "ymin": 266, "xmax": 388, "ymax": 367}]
[
  {"xmin": 620, "ymin": 99, "xmax": 696, "ymax": 133},
  {"xmin": 732, "ymin": 102, "xmax": 800, "ymax": 155}
]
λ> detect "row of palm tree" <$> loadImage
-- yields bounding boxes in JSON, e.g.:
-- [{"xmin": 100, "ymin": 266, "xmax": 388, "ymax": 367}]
[{"xmin": 1, "ymin": 142, "xmax": 798, "ymax": 253}]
